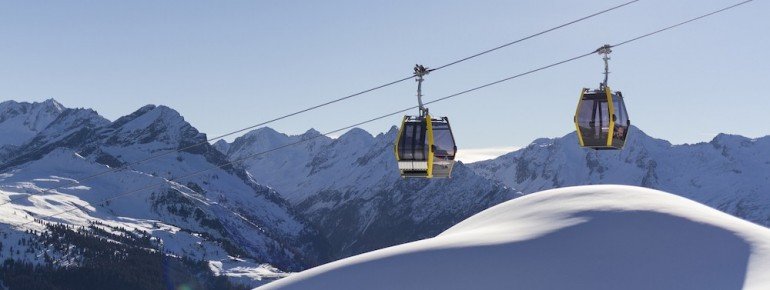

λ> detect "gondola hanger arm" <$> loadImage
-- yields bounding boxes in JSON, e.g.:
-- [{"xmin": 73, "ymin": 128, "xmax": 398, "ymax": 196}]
[{"xmin": 596, "ymin": 44, "xmax": 613, "ymax": 88}]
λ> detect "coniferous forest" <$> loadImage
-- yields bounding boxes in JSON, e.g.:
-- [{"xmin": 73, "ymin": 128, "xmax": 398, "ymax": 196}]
[{"xmin": 0, "ymin": 222, "xmax": 248, "ymax": 290}]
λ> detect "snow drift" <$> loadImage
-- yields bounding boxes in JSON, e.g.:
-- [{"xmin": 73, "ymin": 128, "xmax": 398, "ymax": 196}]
[{"xmin": 259, "ymin": 185, "xmax": 770, "ymax": 290}]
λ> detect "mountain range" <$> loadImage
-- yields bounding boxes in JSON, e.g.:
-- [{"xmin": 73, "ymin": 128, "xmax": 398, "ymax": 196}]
[
  {"xmin": 0, "ymin": 98, "xmax": 768, "ymax": 287},
  {"xmin": 214, "ymin": 126, "xmax": 517, "ymax": 258},
  {"xmin": 471, "ymin": 126, "xmax": 770, "ymax": 226}
]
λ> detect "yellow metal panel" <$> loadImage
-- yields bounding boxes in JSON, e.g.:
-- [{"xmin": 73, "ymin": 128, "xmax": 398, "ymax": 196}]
[
  {"xmin": 604, "ymin": 86, "xmax": 615, "ymax": 147},
  {"xmin": 574, "ymin": 88, "xmax": 586, "ymax": 147},
  {"xmin": 425, "ymin": 114, "xmax": 434, "ymax": 178},
  {"xmin": 394, "ymin": 116, "xmax": 407, "ymax": 161}
]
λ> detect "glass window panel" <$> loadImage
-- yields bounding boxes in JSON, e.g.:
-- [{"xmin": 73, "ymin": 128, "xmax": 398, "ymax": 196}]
[
  {"xmin": 612, "ymin": 94, "xmax": 629, "ymax": 143},
  {"xmin": 400, "ymin": 123, "xmax": 415, "ymax": 159},
  {"xmin": 576, "ymin": 93, "xmax": 609, "ymax": 146},
  {"xmin": 612, "ymin": 95, "xmax": 627, "ymax": 124},
  {"xmin": 432, "ymin": 128, "xmax": 456, "ymax": 157},
  {"xmin": 576, "ymin": 97, "xmax": 596, "ymax": 126},
  {"xmin": 600, "ymin": 101, "xmax": 610, "ymax": 131},
  {"xmin": 414, "ymin": 122, "xmax": 425, "ymax": 160}
]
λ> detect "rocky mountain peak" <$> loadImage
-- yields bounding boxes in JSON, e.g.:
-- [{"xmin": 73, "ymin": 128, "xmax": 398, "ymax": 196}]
[
  {"xmin": 213, "ymin": 139, "xmax": 231, "ymax": 154},
  {"xmin": 231, "ymin": 127, "xmax": 289, "ymax": 152},
  {"xmin": 710, "ymin": 133, "xmax": 753, "ymax": 147},
  {"xmin": 335, "ymin": 128, "xmax": 373, "ymax": 145},
  {"xmin": 0, "ymin": 98, "xmax": 68, "ymax": 147},
  {"xmin": 105, "ymin": 104, "xmax": 204, "ymax": 148},
  {"xmin": 301, "ymin": 128, "xmax": 322, "ymax": 138},
  {"xmin": 40, "ymin": 98, "xmax": 65, "ymax": 111}
]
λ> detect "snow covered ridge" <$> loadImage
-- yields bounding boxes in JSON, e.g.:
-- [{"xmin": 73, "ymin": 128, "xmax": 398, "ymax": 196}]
[
  {"xmin": 0, "ymin": 99, "xmax": 64, "ymax": 148},
  {"xmin": 0, "ymin": 99, "xmax": 66, "ymax": 162},
  {"xmin": 471, "ymin": 126, "xmax": 770, "ymax": 227},
  {"xmin": 0, "ymin": 100, "xmax": 329, "ymax": 287},
  {"xmin": 214, "ymin": 123, "xmax": 770, "ymax": 262},
  {"xmin": 259, "ymin": 185, "xmax": 770, "ymax": 290},
  {"xmin": 217, "ymin": 126, "xmax": 519, "ymax": 259}
]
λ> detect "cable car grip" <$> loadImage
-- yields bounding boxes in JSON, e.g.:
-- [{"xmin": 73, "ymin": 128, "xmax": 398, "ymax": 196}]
[{"xmin": 414, "ymin": 64, "xmax": 430, "ymax": 117}]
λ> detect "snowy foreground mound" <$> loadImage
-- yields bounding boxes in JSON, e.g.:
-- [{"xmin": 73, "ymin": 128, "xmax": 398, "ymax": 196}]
[{"xmin": 259, "ymin": 185, "xmax": 770, "ymax": 290}]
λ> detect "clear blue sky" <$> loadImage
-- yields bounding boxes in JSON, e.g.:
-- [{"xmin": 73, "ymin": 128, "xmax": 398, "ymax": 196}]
[{"xmin": 1, "ymin": 0, "xmax": 768, "ymax": 152}]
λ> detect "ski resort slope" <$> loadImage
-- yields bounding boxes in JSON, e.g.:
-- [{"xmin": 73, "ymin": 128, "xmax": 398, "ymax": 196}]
[{"xmin": 259, "ymin": 185, "xmax": 770, "ymax": 290}]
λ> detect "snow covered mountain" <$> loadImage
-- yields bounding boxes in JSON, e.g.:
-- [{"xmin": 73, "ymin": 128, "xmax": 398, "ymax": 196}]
[
  {"xmin": 259, "ymin": 185, "xmax": 770, "ymax": 290},
  {"xmin": 3, "ymin": 98, "xmax": 769, "ymax": 287},
  {"xmin": 0, "ymin": 99, "xmax": 65, "ymax": 162},
  {"xmin": 0, "ymin": 99, "xmax": 65, "ymax": 147},
  {"xmin": 0, "ymin": 100, "xmax": 330, "ymax": 287},
  {"xmin": 470, "ymin": 126, "xmax": 770, "ymax": 227},
  {"xmin": 216, "ymin": 127, "xmax": 519, "ymax": 259}
]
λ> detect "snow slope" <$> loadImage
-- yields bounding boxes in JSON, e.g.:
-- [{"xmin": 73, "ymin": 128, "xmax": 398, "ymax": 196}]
[
  {"xmin": 0, "ymin": 150, "xmax": 291, "ymax": 287},
  {"xmin": 259, "ymin": 185, "xmax": 770, "ymax": 290}
]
